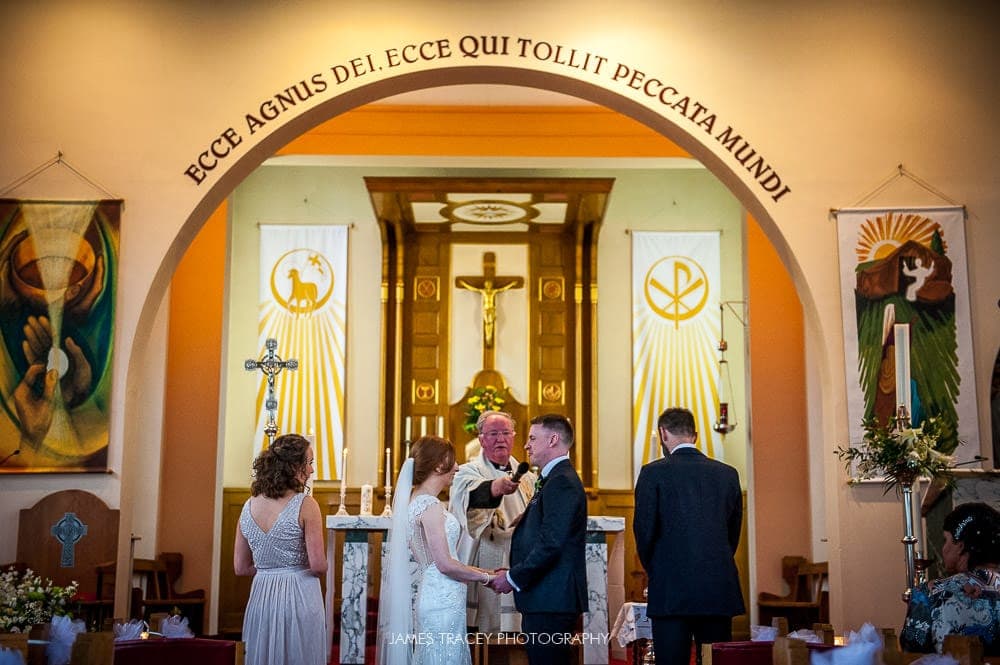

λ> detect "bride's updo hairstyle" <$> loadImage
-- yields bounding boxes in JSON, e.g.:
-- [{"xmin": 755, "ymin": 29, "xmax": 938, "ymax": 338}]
[
  {"xmin": 945, "ymin": 502, "xmax": 1000, "ymax": 569},
  {"xmin": 411, "ymin": 435, "xmax": 456, "ymax": 486},
  {"xmin": 251, "ymin": 433, "xmax": 311, "ymax": 498}
]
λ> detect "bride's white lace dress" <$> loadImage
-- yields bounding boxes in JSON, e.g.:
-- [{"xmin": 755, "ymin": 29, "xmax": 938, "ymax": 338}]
[{"xmin": 408, "ymin": 493, "xmax": 471, "ymax": 665}]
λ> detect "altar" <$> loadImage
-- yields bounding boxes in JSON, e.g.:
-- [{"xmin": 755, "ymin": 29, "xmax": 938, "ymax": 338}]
[{"xmin": 326, "ymin": 514, "xmax": 626, "ymax": 664}]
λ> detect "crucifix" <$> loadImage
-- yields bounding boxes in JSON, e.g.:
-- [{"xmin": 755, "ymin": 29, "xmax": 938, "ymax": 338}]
[
  {"xmin": 455, "ymin": 252, "xmax": 524, "ymax": 369},
  {"xmin": 244, "ymin": 338, "xmax": 298, "ymax": 446}
]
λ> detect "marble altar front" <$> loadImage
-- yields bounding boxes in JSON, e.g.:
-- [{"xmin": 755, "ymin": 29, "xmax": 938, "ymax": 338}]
[{"xmin": 326, "ymin": 514, "xmax": 626, "ymax": 665}]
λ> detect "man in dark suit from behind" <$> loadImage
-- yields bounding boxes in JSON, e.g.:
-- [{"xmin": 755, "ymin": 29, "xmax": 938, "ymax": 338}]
[
  {"xmin": 490, "ymin": 413, "xmax": 588, "ymax": 665},
  {"xmin": 634, "ymin": 407, "xmax": 745, "ymax": 665}
]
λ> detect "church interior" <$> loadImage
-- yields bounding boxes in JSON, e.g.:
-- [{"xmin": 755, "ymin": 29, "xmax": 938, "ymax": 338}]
[{"xmin": 1, "ymin": 3, "xmax": 998, "ymax": 663}]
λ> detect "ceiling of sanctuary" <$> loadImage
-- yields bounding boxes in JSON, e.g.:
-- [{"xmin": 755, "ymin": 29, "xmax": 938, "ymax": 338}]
[{"xmin": 365, "ymin": 176, "xmax": 614, "ymax": 234}]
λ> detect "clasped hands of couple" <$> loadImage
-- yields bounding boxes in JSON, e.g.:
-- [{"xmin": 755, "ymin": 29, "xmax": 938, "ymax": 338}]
[{"xmin": 483, "ymin": 568, "xmax": 514, "ymax": 594}]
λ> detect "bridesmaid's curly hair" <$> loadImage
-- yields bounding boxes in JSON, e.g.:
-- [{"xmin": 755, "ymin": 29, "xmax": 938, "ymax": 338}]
[
  {"xmin": 250, "ymin": 433, "xmax": 311, "ymax": 498},
  {"xmin": 411, "ymin": 435, "xmax": 455, "ymax": 486}
]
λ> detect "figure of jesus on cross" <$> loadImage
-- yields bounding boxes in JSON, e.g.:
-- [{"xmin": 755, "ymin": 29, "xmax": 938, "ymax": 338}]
[{"xmin": 455, "ymin": 252, "xmax": 523, "ymax": 367}]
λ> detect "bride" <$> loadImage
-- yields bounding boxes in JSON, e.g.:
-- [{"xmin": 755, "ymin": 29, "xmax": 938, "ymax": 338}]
[{"xmin": 379, "ymin": 435, "xmax": 497, "ymax": 665}]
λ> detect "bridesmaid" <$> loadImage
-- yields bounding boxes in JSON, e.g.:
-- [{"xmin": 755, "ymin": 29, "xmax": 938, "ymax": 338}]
[{"xmin": 235, "ymin": 434, "xmax": 327, "ymax": 665}]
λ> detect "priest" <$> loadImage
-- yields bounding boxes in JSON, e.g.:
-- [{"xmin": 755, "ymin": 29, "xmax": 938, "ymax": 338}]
[{"xmin": 450, "ymin": 410, "xmax": 536, "ymax": 633}]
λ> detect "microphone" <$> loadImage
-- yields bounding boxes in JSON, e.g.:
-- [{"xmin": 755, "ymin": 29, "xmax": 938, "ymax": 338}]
[
  {"xmin": 0, "ymin": 449, "xmax": 20, "ymax": 466},
  {"xmin": 510, "ymin": 461, "xmax": 530, "ymax": 482},
  {"xmin": 951, "ymin": 455, "xmax": 989, "ymax": 467}
]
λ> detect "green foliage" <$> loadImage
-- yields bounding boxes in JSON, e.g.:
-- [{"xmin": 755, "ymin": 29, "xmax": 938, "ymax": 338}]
[
  {"xmin": 463, "ymin": 385, "xmax": 506, "ymax": 434},
  {"xmin": 836, "ymin": 416, "xmax": 954, "ymax": 495},
  {"xmin": 0, "ymin": 567, "xmax": 78, "ymax": 632}
]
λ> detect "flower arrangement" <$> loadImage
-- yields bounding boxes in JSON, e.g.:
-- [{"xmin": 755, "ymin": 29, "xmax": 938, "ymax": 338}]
[
  {"xmin": 0, "ymin": 566, "xmax": 78, "ymax": 633},
  {"xmin": 463, "ymin": 385, "xmax": 505, "ymax": 434},
  {"xmin": 836, "ymin": 415, "xmax": 954, "ymax": 494}
]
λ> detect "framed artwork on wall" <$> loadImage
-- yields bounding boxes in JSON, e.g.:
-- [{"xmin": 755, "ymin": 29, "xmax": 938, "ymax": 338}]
[{"xmin": 0, "ymin": 199, "xmax": 119, "ymax": 473}]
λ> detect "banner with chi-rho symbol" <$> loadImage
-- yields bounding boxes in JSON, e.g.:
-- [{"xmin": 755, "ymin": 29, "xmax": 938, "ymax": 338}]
[{"xmin": 631, "ymin": 231, "xmax": 721, "ymax": 482}]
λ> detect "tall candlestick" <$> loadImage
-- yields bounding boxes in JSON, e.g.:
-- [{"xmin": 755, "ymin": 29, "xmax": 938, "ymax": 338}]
[
  {"xmin": 420, "ymin": 416, "xmax": 427, "ymax": 437},
  {"xmin": 335, "ymin": 447, "xmax": 349, "ymax": 516},
  {"xmin": 381, "ymin": 446, "xmax": 394, "ymax": 518},
  {"xmin": 438, "ymin": 416, "xmax": 445, "ymax": 437}
]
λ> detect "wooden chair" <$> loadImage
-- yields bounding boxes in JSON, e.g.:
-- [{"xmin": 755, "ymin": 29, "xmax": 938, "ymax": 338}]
[
  {"xmin": 12, "ymin": 490, "xmax": 120, "ymax": 632},
  {"xmin": 96, "ymin": 553, "xmax": 206, "ymax": 634},
  {"xmin": 758, "ymin": 556, "xmax": 829, "ymax": 630}
]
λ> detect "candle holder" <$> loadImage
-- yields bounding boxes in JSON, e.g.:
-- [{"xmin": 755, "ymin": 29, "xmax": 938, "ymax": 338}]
[
  {"xmin": 335, "ymin": 486, "xmax": 349, "ymax": 516},
  {"xmin": 381, "ymin": 483, "xmax": 393, "ymax": 518}
]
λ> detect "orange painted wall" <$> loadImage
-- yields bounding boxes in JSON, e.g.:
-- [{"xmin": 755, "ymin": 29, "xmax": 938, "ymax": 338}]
[
  {"xmin": 159, "ymin": 202, "xmax": 227, "ymax": 598},
  {"xmin": 746, "ymin": 214, "xmax": 811, "ymax": 597},
  {"xmin": 277, "ymin": 104, "xmax": 690, "ymax": 157}
]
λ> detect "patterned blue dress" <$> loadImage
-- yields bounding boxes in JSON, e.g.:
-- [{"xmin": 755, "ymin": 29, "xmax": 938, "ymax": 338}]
[{"xmin": 900, "ymin": 567, "xmax": 1000, "ymax": 654}]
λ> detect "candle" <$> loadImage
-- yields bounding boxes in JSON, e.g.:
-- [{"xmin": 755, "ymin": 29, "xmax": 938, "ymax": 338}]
[
  {"xmin": 404, "ymin": 416, "xmax": 412, "ymax": 441},
  {"xmin": 339, "ymin": 448, "xmax": 348, "ymax": 496},
  {"xmin": 360, "ymin": 484, "xmax": 373, "ymax": 516},
  {"xmin": 420, "ymin": 416, "xmax": 427, "ymax": 436},
  {"xmin": 438, "ymin": 416, "xmax": 445, "ymax": 437},
  {"xmin": 405, "ymin": 441, "xmax": 411, "ymax": 459},
  {"xmin": 894, "ymin": 323, "xmax": 912, "ymax": 424},
  {"xmin": 385, "ymin": 447, "xmax": 392, "ymax": 482}
]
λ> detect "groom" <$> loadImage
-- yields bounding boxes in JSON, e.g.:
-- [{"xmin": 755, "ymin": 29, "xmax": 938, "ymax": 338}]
[{"xmin": 490, "ymin": 414, "xmax": 588, "ymax": 665}]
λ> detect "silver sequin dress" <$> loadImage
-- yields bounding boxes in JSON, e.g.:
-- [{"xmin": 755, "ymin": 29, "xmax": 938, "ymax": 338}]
[
  {"xmin": 409, "ymin": 494, "xmax": 471, "ymax": 665},
  {"xmin": 240, "ymin": 492, "xmax": 326, "ymax": 665}
]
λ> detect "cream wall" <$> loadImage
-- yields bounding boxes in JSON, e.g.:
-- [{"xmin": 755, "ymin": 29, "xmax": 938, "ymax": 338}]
[{"xmin": 1, "ymin": 0, "xmax": 997, "ymax": 634}]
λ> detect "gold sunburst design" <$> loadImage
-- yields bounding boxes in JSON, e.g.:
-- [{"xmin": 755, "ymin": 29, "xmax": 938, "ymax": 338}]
[
  {"xmin": 855, "ymin": 212, "xmax": 945, "ymax": 263},
  {"xmin": 440, "ymin": 199, "xmax": 540, "ymax": 225}
]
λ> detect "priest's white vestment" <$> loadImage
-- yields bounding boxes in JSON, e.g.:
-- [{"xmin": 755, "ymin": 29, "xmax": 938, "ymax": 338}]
[{"xmin": 449, "ymin": 452, "xmax": 535, "ymax": 633}]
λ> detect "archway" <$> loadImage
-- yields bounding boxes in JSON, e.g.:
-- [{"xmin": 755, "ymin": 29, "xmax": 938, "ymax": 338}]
[{"xmin": 118, "ymin": 66, "xmax": 826, "ymax": 628}]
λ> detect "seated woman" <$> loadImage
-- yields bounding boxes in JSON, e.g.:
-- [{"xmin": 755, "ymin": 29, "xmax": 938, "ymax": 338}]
[{"xmin": 901, "ymin": 502, "xmax": 1000, "ymax": 655}]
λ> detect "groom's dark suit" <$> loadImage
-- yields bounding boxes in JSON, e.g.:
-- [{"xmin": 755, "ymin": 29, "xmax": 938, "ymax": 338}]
[
  {"xmin": 634, "ymin": 447, "xmax": 745, "ymax": 665},
  {"xmin": 509, "ymin": 457, "xmax": 588, "ymax": 665}
]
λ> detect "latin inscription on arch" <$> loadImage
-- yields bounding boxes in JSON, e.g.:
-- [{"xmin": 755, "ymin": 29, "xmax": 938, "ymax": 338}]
[{"xmin": 183, "ymin": 33, "xmax": 791, "ymax": 204}]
